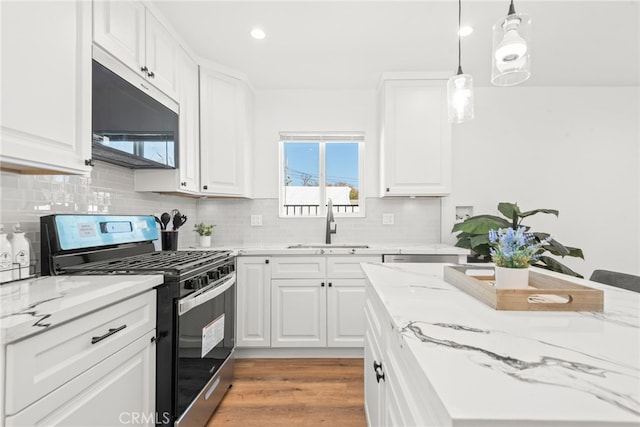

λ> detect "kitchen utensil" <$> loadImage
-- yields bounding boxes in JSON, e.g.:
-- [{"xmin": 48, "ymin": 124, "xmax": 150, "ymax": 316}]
[
  {"xmin": 172, "ymin": 210, "xmax": 182, "ymax": 231},
  {"xmin": 161, "ymin": 212, "xmax": 171, "ymax": 230},
  {"xmin": 154, "ymin": 216, "xmax": 164, "ymax": 230}
]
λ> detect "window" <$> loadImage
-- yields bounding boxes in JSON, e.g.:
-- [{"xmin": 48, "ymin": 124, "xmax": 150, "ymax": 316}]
[{"xmin": 279, "ymin": 132, "xmax": 364, "ymax": 218}]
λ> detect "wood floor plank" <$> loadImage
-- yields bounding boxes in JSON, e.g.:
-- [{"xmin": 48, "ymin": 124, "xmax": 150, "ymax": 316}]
[{"xmin": 207, "ymin": 358, "xmax": 366, "ymax": 426}]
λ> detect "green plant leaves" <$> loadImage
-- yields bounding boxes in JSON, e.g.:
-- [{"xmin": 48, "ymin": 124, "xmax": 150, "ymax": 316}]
[
  {"xmin": 535, "ymin": 255, "xmax": 583, "ymax": 278},
  {"xmin": 451, "ymin": 202, "xmax": 584, "ymax": 277},
  {"xmin": 451, "ymin": 215, "xmax": 510, "ymax": 234}
]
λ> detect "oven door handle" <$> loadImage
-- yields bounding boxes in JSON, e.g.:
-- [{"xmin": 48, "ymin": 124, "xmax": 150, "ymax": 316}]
[{"xmin": 178, "ymin": 274, "xmax": 236, "ymax": 316}]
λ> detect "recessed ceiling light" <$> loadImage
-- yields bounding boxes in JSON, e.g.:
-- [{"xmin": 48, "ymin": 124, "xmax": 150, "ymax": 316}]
[
  {"xmin": 459, "ymin": 26, "xmax": 473, "ymax": 37},
  {"xmin": 250, "ymin": 28, "xmax": 266, "ymax": 40}
]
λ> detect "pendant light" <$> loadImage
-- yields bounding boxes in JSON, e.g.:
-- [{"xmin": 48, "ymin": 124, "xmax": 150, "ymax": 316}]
[
  {"xmin": 447, "ymin": 0, "xmax": 474, "ymax": 123},
  {"xmin": 491, "ymin": 0, "xmax": 531, "ymax": 86}
]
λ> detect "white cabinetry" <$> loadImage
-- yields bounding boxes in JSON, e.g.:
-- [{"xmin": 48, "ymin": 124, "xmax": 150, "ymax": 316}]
[
  {"xmin": 0, "ymin": 1, "xmax": 92, "ymax": 175},
  {"xmin": 364, "ymin": 279, "xmax": 449, "ymax": 426},
  {"xmin": 236, "ymin": 257, "xmax": 271, "ymax": 347},
  {"xmin": 3, "ymin": 291, "xmax": 156, "ymax": 426},
  {"xmin": 199, "ymin": 68, "xmax": 254, "ymax": 197},
  {"xmin": 135, "ymin": 48, "xmax": 200, "ymax": 194},
  {"xmin": 269, "ymin": 256, "xmax": 377, "ymax": 348},
  {"xmin": 379, "ymin": 75, "xmax": 451, "ymax": 196},
  {"xmin": 93, "ymin": 0, "xmax": 179, "ymax": 99}
]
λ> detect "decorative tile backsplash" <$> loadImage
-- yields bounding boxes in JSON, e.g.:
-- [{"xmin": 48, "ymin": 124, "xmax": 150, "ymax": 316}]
[
  {"xmin": 1, "ymin": 161, "xmax": 442, "ymax": 272},
  {"xmin": 196, "ymin": 197, "xmax": 441, "ymax": 247}
]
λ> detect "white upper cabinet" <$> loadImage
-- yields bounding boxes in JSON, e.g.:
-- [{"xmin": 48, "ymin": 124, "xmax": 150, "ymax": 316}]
[
  {"xmin": 200, "ymin": 68, "xmax": 254, "ymax": 197},
  {"xmin": 0, "ymin": 1, "xmax": 92, "ymax": 175},
  {"xmin": 134, "ymin": 48, "xmax": 200, "ymax": 194},
  {"xmin": 93, "ymin": 0, "xmax": 178, "ymax": 100},
  {"xmin": 379, "ymin": 75, "xmax": 452, "ymax": 196}
]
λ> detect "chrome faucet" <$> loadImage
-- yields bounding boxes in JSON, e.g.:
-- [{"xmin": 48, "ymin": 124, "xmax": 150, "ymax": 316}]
[{"xmin": 325, "ymin": 198, "xmax": 337, "ymax": 244}]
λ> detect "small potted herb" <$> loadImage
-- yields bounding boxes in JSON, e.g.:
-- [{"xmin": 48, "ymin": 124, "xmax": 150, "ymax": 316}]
[{"xmin": 193, "ymin": 222, "xmax": 215, "ymax": 247}]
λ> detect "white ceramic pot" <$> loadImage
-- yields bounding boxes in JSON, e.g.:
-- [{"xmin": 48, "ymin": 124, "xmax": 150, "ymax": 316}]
[
  {"xmin": 199, "ymin": 235, "xmax": 212, "ymax": 248},
  {"xmin": 494, "ymin": 266, "xmax": 529, "ymax": 289}
]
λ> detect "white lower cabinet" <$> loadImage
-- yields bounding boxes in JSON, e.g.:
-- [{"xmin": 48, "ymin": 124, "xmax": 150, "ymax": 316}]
[
  {"xmin": 236, "ymin": 255, "xmax": 379, "ymax": 349},
  {"xmin": 236, "ymin": 257, "xmax": 272, "ymax": 347},
  {"xmin": 3, "ymin": 291, "xmax": 156, "ymax": 426},
  {"xmin": 365, "ymin": 279, "xmax": 450, "ymax": 427},
  {"xmin": 5, "ymin": 330, "xmax": 155, "ymax": 427}
]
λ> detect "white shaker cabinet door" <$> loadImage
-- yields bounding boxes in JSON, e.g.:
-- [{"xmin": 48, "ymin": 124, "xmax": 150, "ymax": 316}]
[
  {"xmin": 144, "ymin": 10, "xmax": 179, "ymax": 99},
  {"xmin": 236, "ymin": 257, "xmax": 271, "ymax": 347},
  {"xmin": 271, "ymin": 279, "xmax": 327, "ymax": 347},
  {"xmin": 1, "ymin": 1, "xmax": 92, "ymax": 174},
  {"xmin": 93, "ymin": 0, "xmax": 146, "ymax": 78},
  {"xmin": 380, "ymin": 79, "xmax": 451, "ymax": 196},
  {"xmin": 327, "ymin": 279, "xmax": 366, "ymax": 347},
  {"xmin": 5, "ymin": 331, "xmax": 156, "ymax": 427}
]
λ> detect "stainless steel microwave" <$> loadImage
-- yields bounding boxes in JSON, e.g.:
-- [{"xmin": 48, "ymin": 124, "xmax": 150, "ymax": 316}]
[{"xmin": 92, "ymin": 55, "xmax": 179, "ymax": 169}]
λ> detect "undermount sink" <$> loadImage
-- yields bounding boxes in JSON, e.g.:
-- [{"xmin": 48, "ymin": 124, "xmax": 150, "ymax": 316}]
[{"xmin": 287, "ymin": 244, "xmax": 370, "ymax": 249}]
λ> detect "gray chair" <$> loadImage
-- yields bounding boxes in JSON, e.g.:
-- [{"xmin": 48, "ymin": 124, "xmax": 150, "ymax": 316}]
[{"xmin": 590, "ymin": 270, "xmax": 640, "ymax": 293}]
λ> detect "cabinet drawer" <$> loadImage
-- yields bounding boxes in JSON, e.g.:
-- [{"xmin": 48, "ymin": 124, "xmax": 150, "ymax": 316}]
[
  {"xmin": 327, "ymin": 256, "xmax": 380, "ymax": 278},
  {"xmin": 5, "ymin": 290, "xmax": 156, "ymax": 415},
  {"xmin": 270, "ymin": 256, "xmax": 326, "ymax": 279}
]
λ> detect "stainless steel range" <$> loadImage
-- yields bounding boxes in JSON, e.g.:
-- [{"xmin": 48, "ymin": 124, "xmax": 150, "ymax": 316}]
[{"xmin": 40, "ymin": 214, "xmax": 235, "ymax": 426}]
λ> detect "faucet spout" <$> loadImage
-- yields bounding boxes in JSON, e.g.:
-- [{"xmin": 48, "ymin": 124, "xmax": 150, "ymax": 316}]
[{"xmin": 325, "ymin": 198, "xmax": 337, "ymax": 244}]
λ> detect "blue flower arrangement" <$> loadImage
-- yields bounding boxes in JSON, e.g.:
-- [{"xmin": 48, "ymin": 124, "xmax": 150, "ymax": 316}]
[{"xmin": 489, "ymin": 227, "xmax": 551, "ymax": 269}]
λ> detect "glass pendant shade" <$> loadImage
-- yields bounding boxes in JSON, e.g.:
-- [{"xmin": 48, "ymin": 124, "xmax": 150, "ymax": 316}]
[
  {"xmin": 447, "ymin": 72, "xmax": 474, "ymax": 123},
  {"xmin": 491, "ymin": 11, "xmax": 531, "ymax": 86}
]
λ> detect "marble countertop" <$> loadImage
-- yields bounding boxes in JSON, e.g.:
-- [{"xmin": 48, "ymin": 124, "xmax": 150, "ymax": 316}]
[
  {"xmin": 361, "ymin": 262, "xmax": 640, "ymax": 425},
  {"xmin": 198, "ymin": 243, "xmax": 470, "ymax": 256},
  {"xmin": 0, "ymin": 275, "xmax": 163, "ymax": 344}
]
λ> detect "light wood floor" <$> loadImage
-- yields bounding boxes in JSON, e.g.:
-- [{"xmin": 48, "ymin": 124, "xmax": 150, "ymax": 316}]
[{"xmin": 207, "ymin": 358, "xmax": 366, "ymax": 427}]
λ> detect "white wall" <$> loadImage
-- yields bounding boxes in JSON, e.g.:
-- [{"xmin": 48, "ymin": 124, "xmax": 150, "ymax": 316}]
[
  {"xmin": 247, "ymin": 85, "xmax": 639, "ymax": 278},
  {"xmin": 444, "ymin": 86, "xmax": 640, "ymax": 278},
  {"xmin": 252, "ymin": 89, "xmax": 378, "ymax": 198}
]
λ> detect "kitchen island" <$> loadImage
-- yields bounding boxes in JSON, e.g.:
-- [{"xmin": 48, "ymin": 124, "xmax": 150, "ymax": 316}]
[{"xmin": 362, "ymin": 262, "xmax": 639, "ymax": 426}]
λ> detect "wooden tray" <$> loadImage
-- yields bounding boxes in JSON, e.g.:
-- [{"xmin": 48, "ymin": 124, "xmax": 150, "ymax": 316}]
[{"xmin": 443, "ymin": 266, "xmax": 604, "ymax": 312}]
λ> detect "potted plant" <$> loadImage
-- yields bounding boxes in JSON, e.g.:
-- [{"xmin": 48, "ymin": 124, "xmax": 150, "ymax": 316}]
[
  {"xmin": 193, "ymin": 222, "xmax": 215, "ymax": 247},
  {"xmin": 489, "ymin": 227, "xmax": 550, "ymax": 289},
  {"xmin": 452, "ymin": 202, "xmax": 585, "ymax": 278}
]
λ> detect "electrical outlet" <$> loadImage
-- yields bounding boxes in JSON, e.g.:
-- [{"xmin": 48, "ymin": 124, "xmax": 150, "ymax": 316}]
[
  {"xmin": 251, "ymin": 215, "xmax": 263, "ymax": 226},
  {"xmin": 382, "ymin": 213, "xmax": 394, "ymax": 225}
]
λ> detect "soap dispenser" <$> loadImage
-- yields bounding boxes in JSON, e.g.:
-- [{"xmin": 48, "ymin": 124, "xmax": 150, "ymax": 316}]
[
  {"xmin": 0, "ymin": 225, "xmax": 13, "ymax": 283},
  {"xmin": 9, "ymin": 223, "xmax": 31, "ymax": 280}
]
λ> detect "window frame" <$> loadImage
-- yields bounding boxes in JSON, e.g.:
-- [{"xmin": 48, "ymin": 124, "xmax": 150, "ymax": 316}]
[{"xmin": 278, "ymin": 133, "xmax": 365, "ymax": 219}]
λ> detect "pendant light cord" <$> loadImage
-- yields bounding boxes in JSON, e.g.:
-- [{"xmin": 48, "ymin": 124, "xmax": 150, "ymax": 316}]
[{"xmin": 457, "ymin": 0, "xmax": 463, "ymax": 75}]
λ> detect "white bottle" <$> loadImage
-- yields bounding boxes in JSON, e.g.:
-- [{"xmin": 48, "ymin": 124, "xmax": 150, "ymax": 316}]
[
  {"xmin": 0, "ymin": 225, "xmax": 13, "ymax": 283},
  {"xmin": 9, "ymin": 223, "xmax": 30, "ymax": 280}
]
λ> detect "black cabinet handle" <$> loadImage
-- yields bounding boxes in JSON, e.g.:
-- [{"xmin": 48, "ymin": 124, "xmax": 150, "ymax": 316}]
[
  {"xmin": 373, "ymin": 361, "xmax": 382, "ymax": 371},
  {"xmin": 148, "ymin": 71, "xmax": 155, "ymax": 78},
  {"xmin": 85, "ymin": 159, "xmax": 94, "ymax": 167},
  {"xmin": 180, "ymin": 182, "xmax": 187, "ymax": 187},
  {"xmin": 265, "ymin": 259, "xmax": 270, "ymax": 264},
  {"xmin": 386, "ymin": 187, "xmax": 390, "ymax": 192},
  {"xmin": 321, "ymin": 282, "xmax": 325, "ymax": 287},
  {"xmin": 328, "ymin": 282, "xmax": 332, "ymax": 287},
  {"xmin": 141, "ymin": 66, "xmax": 148, "ymax": 73},
  {"xmin": 91, "ymin": 324, "xmax": 126, "ymax": 344},
  {"xmin": 373, "ymin": 360, "xmax": 385, "ymax": 383},
  {"xmin": 203, "ymin": 185, "xmax": 208, "ymax": 190},
  {"xmin": 376, "ymin": 370, "xmax": 385, "ymax": 383}
]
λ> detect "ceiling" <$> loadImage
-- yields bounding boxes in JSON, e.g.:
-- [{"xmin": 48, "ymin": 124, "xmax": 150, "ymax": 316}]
[{"xmin": 152, "ymin": 0, "xmax": 640, "ymax": 89}]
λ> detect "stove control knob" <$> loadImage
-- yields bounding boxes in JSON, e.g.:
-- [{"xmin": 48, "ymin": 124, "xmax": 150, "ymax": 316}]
[
  {"xmin": 201, "ymin": 275, "xmax": 210, "ymax": 287},
  {"xmin": 185, "ymin": 278, "xmax": 196, "ymax": 289},
  {"xmin": 221, "ymin": 265, "xmax": 231, "ymax": 274},
  {"xmin": 228, "ymin": 264, "xmax": 235, "ymax": 272},
  {"xmin": 208, "ymin": 270, "xmax": 220, "ymax": 281}
]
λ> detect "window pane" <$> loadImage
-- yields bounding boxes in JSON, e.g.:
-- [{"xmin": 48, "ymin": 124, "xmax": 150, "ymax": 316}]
[
  {"xmin": 326, "ymin": 143, "xmax": 359, "ymax": 215},
  {"xmin": 283, "ymin": 142, "xmax": 320, "ymax": 216}
]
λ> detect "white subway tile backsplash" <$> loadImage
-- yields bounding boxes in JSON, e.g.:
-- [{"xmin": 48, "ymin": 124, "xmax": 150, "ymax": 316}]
[{"xmin": 1, "ymin": 161, "xmax": 443, "ymax": 272}]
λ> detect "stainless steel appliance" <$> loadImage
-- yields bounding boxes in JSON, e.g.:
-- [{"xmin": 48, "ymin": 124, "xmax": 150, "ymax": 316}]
[{"xmin": 40, "ymin": 214, "xmax": 235, "ymax": 426}]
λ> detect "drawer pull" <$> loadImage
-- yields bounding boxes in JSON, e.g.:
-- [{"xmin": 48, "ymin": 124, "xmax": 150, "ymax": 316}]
[
  {"xmin": 373, "ymin": 360, "xmax": 382, "ymax": 371},
  {"xmin": 91, "ymin": 324, "xmax": 127, "ymax": 344},
  {"xmin": 376, "ymin": 370, "xmax": 385, "ymax": 383}
]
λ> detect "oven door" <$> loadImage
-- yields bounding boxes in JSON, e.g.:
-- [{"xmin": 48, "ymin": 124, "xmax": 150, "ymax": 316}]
[{"xmin": 175, "ymin": 274, "xmax": 235, "ymax": 423}]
